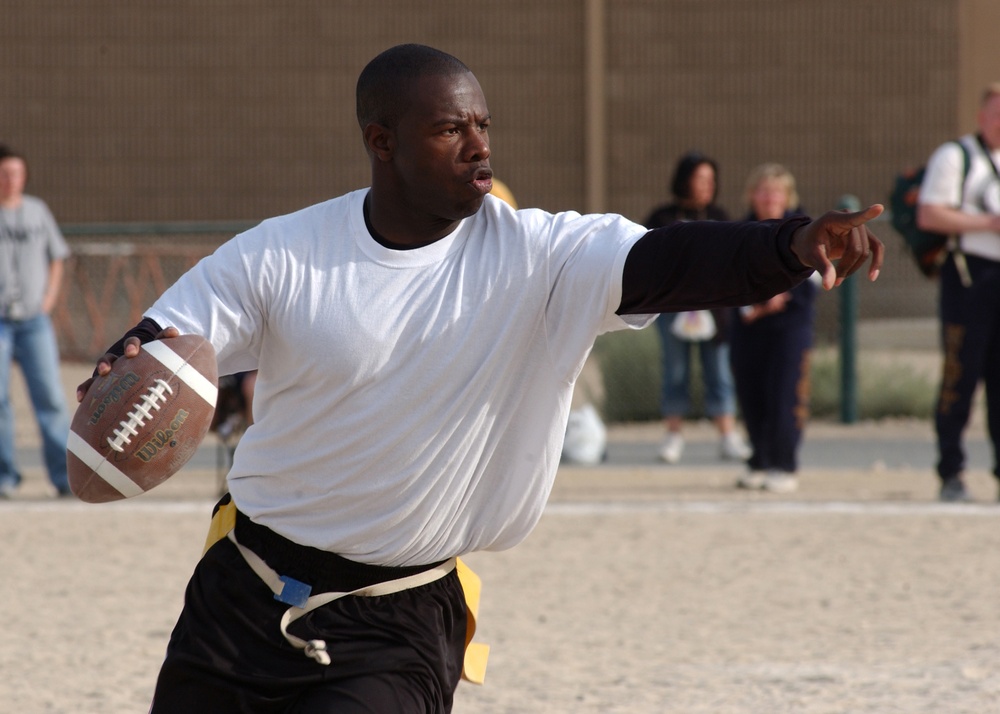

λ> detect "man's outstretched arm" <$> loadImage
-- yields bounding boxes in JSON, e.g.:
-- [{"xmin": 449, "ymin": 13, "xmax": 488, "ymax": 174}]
[{"xmin": 617, "ymin": 205, "xmax": 883, "ymax": 315}]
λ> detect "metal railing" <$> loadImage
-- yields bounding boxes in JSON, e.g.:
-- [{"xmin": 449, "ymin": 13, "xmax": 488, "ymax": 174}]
[{"xmin": 55, "ymin": 222, "xmax": 257, "ymax": 361}]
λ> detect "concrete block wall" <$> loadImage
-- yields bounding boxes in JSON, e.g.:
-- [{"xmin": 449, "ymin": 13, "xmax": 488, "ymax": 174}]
[{"xmin": 1, "ymin": 0, "xmax": 993, "ymax": 332}]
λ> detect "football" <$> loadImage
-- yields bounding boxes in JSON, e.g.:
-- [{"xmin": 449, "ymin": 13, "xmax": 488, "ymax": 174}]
[{"xmin": 67, "ymin": 334, "xmax": 219, "ymax": 503}]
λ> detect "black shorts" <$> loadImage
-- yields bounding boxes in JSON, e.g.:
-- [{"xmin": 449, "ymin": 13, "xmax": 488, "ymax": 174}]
[{"xmin": 150, "ymin": 510, "xmax": 468, "ymax": 713}]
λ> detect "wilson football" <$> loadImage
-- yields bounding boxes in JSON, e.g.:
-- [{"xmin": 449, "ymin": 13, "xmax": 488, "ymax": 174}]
[{"xmin": 67, "ymin": 334, "xmax": 218, "ymax": 503}]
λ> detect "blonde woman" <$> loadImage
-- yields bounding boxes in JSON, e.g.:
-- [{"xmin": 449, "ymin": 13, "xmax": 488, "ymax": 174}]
[{"xmin": 731, "ymin": 164, "xmax": 817, "ymax": 493}]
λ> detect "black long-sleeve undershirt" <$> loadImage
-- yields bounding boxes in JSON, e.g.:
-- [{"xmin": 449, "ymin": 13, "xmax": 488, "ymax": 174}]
[{"xmin": 616, "ymin": 215, "xmax": 814, "ymax": 315}]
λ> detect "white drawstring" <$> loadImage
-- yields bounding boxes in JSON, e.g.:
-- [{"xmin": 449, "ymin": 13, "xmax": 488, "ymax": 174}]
[{"xmin": 226, "ymin": 530, "xmax": 456, "ymax": 665}]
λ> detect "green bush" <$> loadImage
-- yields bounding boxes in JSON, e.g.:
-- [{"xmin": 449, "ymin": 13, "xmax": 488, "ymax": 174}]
[
  {"xmin": 593, "ymin": 330, "xmax": 937, "ymax": 423},
  {"xmin": 809, "ymin": 349, "xmax": 936, "ymax": 420},
  {"xmin": 592, "ymin": 327, "xmax": 662, "ymax": 423},
  {"xmin": 808, "ymin": 349, "xmax": 841, "ymax": 419},
  {"xmin": 592, "ymin": 326, "xmax": 709, "ymax": 423}
]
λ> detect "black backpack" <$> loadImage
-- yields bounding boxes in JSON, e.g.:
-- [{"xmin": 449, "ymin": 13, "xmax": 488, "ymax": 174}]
[{"xmin": 889, "ymin": 141, "xmax": 970, "ymax": 278}]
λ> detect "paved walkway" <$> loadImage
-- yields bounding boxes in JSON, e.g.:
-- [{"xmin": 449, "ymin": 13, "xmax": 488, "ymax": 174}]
[{"xmin": 4, "ymin": 358, "xmax": 995, "ymax": 503}]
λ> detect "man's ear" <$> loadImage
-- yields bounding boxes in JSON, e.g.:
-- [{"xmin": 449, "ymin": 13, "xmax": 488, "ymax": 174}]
[{"xmin": 363, "ymin": 123, "xmax": 394, "ymax": 162}]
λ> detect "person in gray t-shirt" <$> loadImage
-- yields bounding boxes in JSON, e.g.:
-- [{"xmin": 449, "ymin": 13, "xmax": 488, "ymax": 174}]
[{"xmin": 0, "ymin": 143, "xmax": 71, "ymax": 497}]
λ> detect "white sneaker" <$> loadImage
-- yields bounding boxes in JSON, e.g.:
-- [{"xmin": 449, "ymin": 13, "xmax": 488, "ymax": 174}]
[
  {"xmin": 658, "ymin": 433, "xmax": 684, "ymax": 464},
  {"xmin": 720, "ymin": 431, "xmax": 751, "ymax": 461},
  {"xmin": 763, "ymin": 471, "xmax": 799, "ymax": 493},
  {"xmin": 0, "ymin": 479, "xmax": 17, "ymax": 499},
  {"xmin": 736, "ymin": 470, "xmax": 766, "ymax": 490}
]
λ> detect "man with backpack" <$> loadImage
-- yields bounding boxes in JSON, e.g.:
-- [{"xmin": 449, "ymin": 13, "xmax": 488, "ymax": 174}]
[{"xmin": 917, "ymin": 82, "xmax": 1000, "ymax": 502}]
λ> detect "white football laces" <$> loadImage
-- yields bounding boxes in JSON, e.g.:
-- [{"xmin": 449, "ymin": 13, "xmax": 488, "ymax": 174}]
[{"xmin": 107, "ymin": 378, "xmax": 174, "ymax": 452}]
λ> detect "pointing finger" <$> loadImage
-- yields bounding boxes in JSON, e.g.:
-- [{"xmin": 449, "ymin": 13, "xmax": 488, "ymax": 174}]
[{"xmin": 843, "ymin": 204, "xmax": 884, "ymax": 227}]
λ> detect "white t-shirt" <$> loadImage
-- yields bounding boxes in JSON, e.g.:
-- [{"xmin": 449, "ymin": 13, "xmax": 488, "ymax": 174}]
[
  {"xmin": 146, "ymin": 190, "xmax": 652, "ymax": 566},
  {"xmin": 919, "ymin": 134, "xmax": 1000, "ymax": 261}
]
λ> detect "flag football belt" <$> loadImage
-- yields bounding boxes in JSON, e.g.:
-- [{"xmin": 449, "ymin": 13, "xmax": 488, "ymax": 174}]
[{"xmin": 203, "ymin": 495, "xmax": 489, "ymax": 683}]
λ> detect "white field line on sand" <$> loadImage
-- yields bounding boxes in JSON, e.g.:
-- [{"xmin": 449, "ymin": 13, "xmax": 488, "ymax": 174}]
[
  {"xmin": 544, "ymin": 500, "xmax": 1000, "ymax": 517},
  {"xmin": 1, "ymin": 499, "xmax": 999, "ymax": 517}
]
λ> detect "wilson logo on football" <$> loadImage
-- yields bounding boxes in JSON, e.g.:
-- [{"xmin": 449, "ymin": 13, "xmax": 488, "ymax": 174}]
[{"xmin": 135, "ymin": 409, "xmax": 191, "ymax": 462}]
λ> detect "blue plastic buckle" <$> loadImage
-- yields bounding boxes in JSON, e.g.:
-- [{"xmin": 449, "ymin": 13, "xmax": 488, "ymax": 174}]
[{"xmin": 275, "ymin": 575, "xmax": 312, "ymax": 608}]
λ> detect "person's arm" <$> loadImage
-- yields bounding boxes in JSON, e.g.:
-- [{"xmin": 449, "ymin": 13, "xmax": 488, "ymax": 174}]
[
  {"xmin": 741, "ymin": 292, "xmax": 792, "ymax": 323},
  {"xmin": 618, "ymin": 206, "xmax": 883, "ymax": 315},
  {"xmin": 916, "ymin": 141, "xmax": 1000, "ymax": 234},
  {"xmin": 916, "ymin": 203, "xmax": 1000, "ymax": 235},
  {"xmin": 617, "ymin": 217, "xmax": 809, "ymax": 314},
  {"xmin": 41, "ymin": 259, "xmax": 64, "ymax": 315}
]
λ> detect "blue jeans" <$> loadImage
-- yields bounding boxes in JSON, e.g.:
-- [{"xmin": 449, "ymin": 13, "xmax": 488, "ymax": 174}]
[
  {"xmin": 656, "ymin": 315, "xmax": 736, "ymax": 418},
  {"xmin": 0, "ymin": 314, "xmax": 70, "ymax": 492}
]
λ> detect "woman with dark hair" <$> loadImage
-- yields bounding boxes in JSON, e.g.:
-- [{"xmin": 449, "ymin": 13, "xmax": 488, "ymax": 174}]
[
  {"xmin": 644, "ymin": 151, "xmax": 750, "ymax": 464},
  {"xmin": 646, "ymin": 152, "xmax": 728, "ymax": 225}
]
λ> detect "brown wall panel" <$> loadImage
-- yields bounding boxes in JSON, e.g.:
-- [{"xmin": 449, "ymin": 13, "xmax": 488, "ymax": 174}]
[
  {"xmin": 0, "ymin": 0, "xmax": 588, "ymax": 221},
  {"xmin": 2, "ymin": 0, "xmax": 993, "ymax": 333},
  {"xmin": 608, "ymin": 0, "xmax": 958, "ymax": 224},
  {"xmin": 958, "ymin": 0, "xmax": 1000, "ymax": 131},
  {"xmin": 0, "ymin": 0, "xmax": 964, "ymax": 222}
]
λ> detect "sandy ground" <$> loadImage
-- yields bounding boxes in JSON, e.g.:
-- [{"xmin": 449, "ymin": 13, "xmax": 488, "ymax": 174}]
[{"xmin": 2, "ymin": 361, "xmax": 999, "ymax": 713}]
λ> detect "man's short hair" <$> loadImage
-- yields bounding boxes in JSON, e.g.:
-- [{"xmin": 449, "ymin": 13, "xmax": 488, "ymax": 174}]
[
  {"xmin": 356, "ymin": 44, "xmax": 470, "ymax": 130},
  {"xmin": 0, "ymin": 143, "xmax": 28, "ymax": 184},
  {"xmin": 0, "ymin": 143, "xmax": 26, "ymax": 165}
]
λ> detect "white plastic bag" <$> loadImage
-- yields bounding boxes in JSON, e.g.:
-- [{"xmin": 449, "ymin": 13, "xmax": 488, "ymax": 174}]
[
  {"xmin": 562, "ymin": 403, "xmax": 608, "ymax": 465},
  {"xmin": 670, "ymin": 310, "xmax": 716, "ymax": 341}
]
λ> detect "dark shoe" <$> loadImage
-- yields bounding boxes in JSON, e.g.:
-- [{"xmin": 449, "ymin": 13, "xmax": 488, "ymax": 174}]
[{"xmin": 939, "ymin": 477, "xmax": 971, "ymax": 503}]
